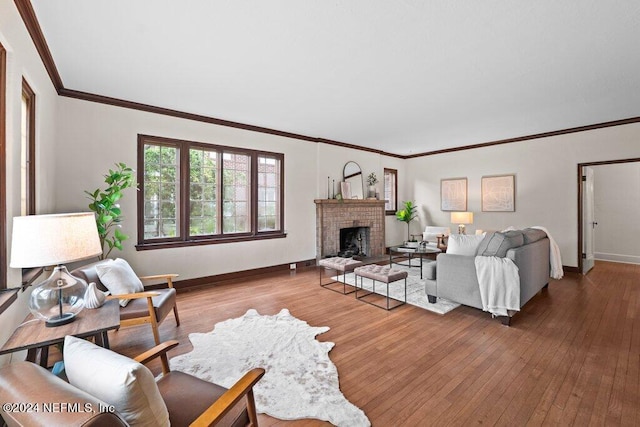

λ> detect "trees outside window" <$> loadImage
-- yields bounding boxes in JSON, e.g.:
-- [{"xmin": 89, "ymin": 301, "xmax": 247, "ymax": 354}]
[{"xmin": 138, "ymin": 135, "xmax": 284, "ymax": 249}]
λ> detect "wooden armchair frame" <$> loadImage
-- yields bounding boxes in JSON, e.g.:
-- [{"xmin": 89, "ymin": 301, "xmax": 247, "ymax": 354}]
[
  {"xmin": 106, "ymin": 273, "xmax": 181, "ymax": 345},
  {"xmin": 136, "ymin": 340, "xmax": 265, "ymax": 426},
  {"xmin": 72, "ymin": 261, "xmax": 181, "ymax": 345}
]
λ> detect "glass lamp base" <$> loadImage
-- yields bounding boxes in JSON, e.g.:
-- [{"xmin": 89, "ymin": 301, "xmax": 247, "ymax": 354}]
[{"xmin": 45, "ymin": 312, "xmax": 77, "ymax": 327}]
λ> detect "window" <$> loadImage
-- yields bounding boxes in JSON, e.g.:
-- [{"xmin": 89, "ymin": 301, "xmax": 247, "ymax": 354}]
[
  {"xmin": 384, "ymin": 168, "xmax": 397, "ymax": 215},
  {"xmin": 21, "ymin": 78, "xmax": 35, "ymax": 215},
  {"xmin": 0, "ymin": 44, "xmax": 6, "ymax": 288},
  {"xmin": 138, "ymin": 135, "xmax": 285, "ymax": 249}
]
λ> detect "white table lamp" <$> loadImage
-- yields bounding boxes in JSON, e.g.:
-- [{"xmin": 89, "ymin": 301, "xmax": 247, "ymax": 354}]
[
  {"xmin": 451, "ymin": 211, "xmax": 474, "ymax": 234},
  {"xmin": 10, "ymin": 213, "xmax": 102, "ymax": 327}
]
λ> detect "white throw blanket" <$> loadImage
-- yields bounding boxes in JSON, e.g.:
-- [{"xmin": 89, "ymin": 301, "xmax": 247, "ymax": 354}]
[
  {"xmin": 531, "ymin": 226, "xmax": 564, "ymax": 279},
  {"xmin": 475, "ymin": 256, "xmax": 520, "ymax": 317}
]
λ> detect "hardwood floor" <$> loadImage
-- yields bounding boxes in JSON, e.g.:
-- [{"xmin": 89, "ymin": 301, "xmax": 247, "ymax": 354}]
[{"xmin": 108, "ymin": 261, "xmax": 640, "ymax": 426}]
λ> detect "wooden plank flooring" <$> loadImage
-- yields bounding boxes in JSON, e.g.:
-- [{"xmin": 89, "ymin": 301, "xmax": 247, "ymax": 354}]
[{"xmin": 108, "ymin": 261, "xmax": 640, "ymax": 426}]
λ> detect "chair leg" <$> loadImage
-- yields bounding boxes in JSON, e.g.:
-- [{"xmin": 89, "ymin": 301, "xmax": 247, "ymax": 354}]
[
  {"xmin": 173, "ymin": 305, "xmax": 181, "ymax": 327},
  {"xmin": 246, "ymin": 389, "xmax": 259, "ymax": 427},
  {"xmin": 146, "ymin": 297, "xmax": 161, "ymax": 345}
]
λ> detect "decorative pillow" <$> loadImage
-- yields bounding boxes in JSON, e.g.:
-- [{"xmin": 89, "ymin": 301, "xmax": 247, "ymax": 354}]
[
  {"xmin": 477, "ymin": 230, "xmax": 525, "ymax": 257},
  {"xmin": 95, "ymin": 258, "xmax": 144, "ymax": 307},
  {"xmin": 64, "ymin": 336, "xmax": 169, "ymax": 427},
  {"xmin": 446, "ymin": 233, "xmax": 486, "ymax": 256},
  {"xmin": 522, "ymin": 228, "xmax": 547, "ymax": 244}
]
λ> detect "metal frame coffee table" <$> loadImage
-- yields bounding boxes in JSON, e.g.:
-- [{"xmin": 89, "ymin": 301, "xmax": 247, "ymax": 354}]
[{"xmin": 389, "ymin": 245, "xmax": 441, "ymax": 279}]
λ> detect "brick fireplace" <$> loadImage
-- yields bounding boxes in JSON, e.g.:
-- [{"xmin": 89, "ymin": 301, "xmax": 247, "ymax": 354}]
[{"xmin": 315, "ymin": 199, "xmax": 386, "ymax": 259}]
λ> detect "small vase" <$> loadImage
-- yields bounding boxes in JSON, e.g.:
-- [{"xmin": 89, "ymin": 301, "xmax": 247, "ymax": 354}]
[{"xmin": 368, "ymin": 185, "xmax": 376, "ymax": 198}]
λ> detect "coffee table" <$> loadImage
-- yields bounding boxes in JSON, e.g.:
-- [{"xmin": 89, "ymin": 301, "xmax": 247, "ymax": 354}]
[
  {"xmin": 389, "ymin": 245, "xmax": 441, "ymax": 279},
  {"xmin": 0, "ymin": 299, "xmax": 120, "ymax": 367}
]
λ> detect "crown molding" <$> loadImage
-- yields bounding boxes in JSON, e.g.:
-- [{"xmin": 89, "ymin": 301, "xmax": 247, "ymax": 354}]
[{"xmin": 14, "ymin": 0, "xmax": 640, "ymax": 160}]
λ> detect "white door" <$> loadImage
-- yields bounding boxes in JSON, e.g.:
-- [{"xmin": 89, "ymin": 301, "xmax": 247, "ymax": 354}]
[{"xmin": 582, "ymin": 166, "xmax": 596, "ymax": 274}]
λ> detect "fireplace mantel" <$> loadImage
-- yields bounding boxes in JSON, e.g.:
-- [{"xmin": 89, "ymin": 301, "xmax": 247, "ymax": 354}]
[{"xmin": 314, "ymin": 199, "xmax": 385, "ymax": 259}]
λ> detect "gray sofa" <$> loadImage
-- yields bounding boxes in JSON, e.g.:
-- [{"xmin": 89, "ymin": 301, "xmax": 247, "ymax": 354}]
[{"xmin": 424, "ymin": 229, "xmax": 551, "ymax": 325}]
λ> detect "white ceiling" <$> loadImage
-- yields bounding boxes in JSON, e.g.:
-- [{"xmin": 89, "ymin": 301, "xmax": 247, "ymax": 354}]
[{"xmin": 31, "ymin": 0, "xmax": 640, "ymax": 156}]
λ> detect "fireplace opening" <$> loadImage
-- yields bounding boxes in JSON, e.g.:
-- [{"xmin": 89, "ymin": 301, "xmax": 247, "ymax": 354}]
[{"xmin": 339, "ymin": 227, "xmax": 370, "ymax": 258}]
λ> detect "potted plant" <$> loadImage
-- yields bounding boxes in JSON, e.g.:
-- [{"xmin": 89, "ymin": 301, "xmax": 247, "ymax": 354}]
[
  {"xmin": 85, "ymin": 163, "xmax": 137, "ymax": 259},
  {"xmin": 366, "ymin": 172, "xmax": 378, "ymax": 198},
  {"xmin": 396, "ymin": 200, "xmax": 418, "ymax": 247}
]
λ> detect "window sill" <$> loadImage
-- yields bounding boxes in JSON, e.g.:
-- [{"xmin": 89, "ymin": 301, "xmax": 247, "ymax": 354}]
[
  {"xmin": 136, "ymin": 232, "xmax": 287, "ymax": 251},
  {"xmin": 0, "ymin": 288, "xmax": 21, "ymax": 316}
]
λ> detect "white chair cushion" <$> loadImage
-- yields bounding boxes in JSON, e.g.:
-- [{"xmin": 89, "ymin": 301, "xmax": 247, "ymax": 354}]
[
  {"xmin": 64, "ymin": 336, "xmax": 169, "ymax": 427},
  {"xmin": 95, "ymin": 258, "xmax": 144, "ymax": 307},
  {"xmin": 447, "ymin": 233, "xmax": 486, "ymax": 256},
  {"xmin": 422, "ymin": 226, "xmax": 451, "ymax": 243}
]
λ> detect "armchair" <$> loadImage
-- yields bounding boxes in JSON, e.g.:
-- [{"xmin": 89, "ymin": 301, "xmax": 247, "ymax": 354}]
[
  {"xmin": 0, "ymin": 337, "xmax": 265, "ymax": 427},
  {"xmin": 72, "ymin": 259, "xmax": 180, "ymax": 345}
]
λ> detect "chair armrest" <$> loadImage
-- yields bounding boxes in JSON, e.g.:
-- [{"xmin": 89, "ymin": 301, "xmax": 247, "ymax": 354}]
[
  {"xmin": 139, "ymin": 274, "xmax": 179, "ymax": 289},
  {"xmin": 190, "ymin": 368, "xmax": 266, "ymax": 427},
  {"xmin": 106, "ymin": 291, "xmax": 160, "ymax": 300},
  {"xmin": 134, "ymin": 340, "xmax": 180, "ymax": 374}
]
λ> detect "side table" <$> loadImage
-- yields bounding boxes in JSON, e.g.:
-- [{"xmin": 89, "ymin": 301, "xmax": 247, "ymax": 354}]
[{"xmin": 0, "ymin": 299, "xmax": 120, "ymax": 367}]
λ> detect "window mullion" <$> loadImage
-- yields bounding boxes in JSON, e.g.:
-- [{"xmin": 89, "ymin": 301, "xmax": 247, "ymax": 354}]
[{"xmin": 180, "ymin": 142, "xmax": 190, "ymax": 240}]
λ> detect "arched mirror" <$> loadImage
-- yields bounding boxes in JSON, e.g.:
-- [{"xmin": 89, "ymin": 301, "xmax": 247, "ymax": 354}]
[{"xmin": 343, "ymin": 161, "xmax": 364, "ymax": 199}]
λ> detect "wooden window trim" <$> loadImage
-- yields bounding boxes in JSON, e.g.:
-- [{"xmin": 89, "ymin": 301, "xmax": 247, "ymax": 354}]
[
  {"xmin": 22, "ymin": 78, "xmax": 36, "ymax": 215},
  {"xmin": 0, "ymin": 44, "xmax": 6, "ymax": 289},
  {"xmin": 384, "ymin": 168, "xmax": 398, "ymax": 215},
  {"xmin": 136, "ymin": 134, "xmax": 286, "ymax": 250}
]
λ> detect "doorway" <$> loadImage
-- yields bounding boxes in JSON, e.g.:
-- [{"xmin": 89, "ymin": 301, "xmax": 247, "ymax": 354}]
[{"xmin": 577, "ymin": 157, "xmax": 640, "ymax": 274}]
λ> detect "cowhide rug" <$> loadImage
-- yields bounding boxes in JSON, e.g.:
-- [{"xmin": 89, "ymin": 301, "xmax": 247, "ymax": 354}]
[{"xmin": 170, "ymin": 308, "xmax": 370, "ymax": 427}]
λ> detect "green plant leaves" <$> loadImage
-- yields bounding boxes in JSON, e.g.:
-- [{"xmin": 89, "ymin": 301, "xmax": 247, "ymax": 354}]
[{"xmin": 86, "ymin": 163, "xmax": 137, "ymax": 259}]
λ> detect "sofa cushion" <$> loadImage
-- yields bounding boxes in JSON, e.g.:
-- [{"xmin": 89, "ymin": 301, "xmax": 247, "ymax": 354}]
[
  {"xmin": 477, "ymin": 230, "xmax": 525, "ymax": 257},
  {"xmin": 522, "ymin": 228, "xmax": 547, "ymax": 244},
  {"xmin": 95, "ymin": 258, "xmax": 144, "ymax": 307},
  {"xmin": 64, "ymin": 336, "xmax": 169, "ymax": 427},
  {"xmin": 447, "ymin": 233, "xmax": 486, "ymax": 256}
]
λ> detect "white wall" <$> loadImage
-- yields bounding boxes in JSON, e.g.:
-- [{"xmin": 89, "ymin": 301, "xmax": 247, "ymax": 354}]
[
  {"xmin": 54, "ymin": 97, "xmax": 404, "ymax": 280},
  {"xmin": 0, "ymin": 0, "xmax": 60, "ymax": 364},
  {"xmin": 406, "ymin": 124, "xmax": 640, "ymax": 268},
  {"xmin": 593, "ymin": 162, "xmax": 640, "ymax": 264}
]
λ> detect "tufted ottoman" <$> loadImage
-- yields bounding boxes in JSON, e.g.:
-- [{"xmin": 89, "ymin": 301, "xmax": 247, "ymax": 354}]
[
  {"xmin": 353, "ymin": 264, "xmax": 408, "ymax": 310},
  {"xmin": 318, "ymin": 257, "xmax": 364, "ymax": 294}
]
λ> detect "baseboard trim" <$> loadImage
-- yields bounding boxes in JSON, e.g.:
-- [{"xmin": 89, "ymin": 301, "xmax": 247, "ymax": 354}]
[
  {"xmin": 563, "ymin": 265, "xmax": 580, "ymax": 274},
  {"xmin": 594, "ymin": 252, "xmax": 640, "ymax": 265},
  {"xmin": 156, "ymin": 258, "xmax": 318, "ymax": 292}
]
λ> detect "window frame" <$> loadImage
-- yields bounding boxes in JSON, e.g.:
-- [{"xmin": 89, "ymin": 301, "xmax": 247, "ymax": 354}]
[
  {"xmin": 136, "ymin": 134, "xmax": 285, "ymax": 250},
  {"xmin": 384, "ymin": 168, "xmax": 398, "ymax": 216},
  {"xmin": 0, "ymin": 44, "xmax": 6, "ymax": 289},
  {"xmin": 21, "ymin": 77, "xmax": 36, "ymax": 216}
]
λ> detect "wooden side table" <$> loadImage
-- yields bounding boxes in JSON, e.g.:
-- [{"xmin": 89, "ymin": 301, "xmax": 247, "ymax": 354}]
[{"xmin": 0, "ymin": 299, "xmax": 120, "ymax": 367}]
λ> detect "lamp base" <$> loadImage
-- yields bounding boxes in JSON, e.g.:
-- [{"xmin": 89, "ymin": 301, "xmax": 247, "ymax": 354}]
[
  {"xmin": 45, "ymin": 312, "xmax": 77, "ymax": 327},
  {"xmin": 458, "ymin": 224, "xmax": 466, "ymax": 234}
]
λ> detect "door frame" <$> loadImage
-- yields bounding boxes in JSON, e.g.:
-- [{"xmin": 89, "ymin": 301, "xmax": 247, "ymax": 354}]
[{"xmin": 577, "ymin": 157, "xmax": 640, "ymax": 273}]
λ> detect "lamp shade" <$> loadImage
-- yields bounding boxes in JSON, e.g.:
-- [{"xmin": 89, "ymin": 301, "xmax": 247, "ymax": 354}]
[
  {"xmin": 451, "ymin": 211, "xmax": 474, "ymax": 225},
  {"xmin": 10, "ymin": 212, "xmax": 102, "ymax": 268}
]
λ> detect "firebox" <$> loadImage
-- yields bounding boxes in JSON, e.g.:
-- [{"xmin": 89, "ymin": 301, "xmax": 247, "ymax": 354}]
[{"xmin": 339, "ymin": 226, "xmax": 370, "ymax": 258}]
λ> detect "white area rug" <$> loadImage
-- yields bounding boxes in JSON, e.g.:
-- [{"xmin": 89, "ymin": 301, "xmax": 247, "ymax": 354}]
[
  {"xmin": 334, "ymin": 263, "xmax": 460, "ymax": 314},
  {"xmin": 170, "ymin": 309, "xmax": 370, "ymax": 427}
]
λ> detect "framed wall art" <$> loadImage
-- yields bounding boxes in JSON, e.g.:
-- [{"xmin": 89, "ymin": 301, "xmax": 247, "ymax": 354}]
[
  {"xmin": 482, "ymin": 174, "xmax": 515, "ymax": 212},
  {"xmin": 440, "ymin": 178, "xmax": 467, "ymax": 211}
]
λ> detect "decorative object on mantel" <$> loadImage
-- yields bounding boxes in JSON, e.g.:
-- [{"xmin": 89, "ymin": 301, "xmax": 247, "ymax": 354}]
[
  {"xmin": 85, "ymin": 162, "xmax": 137, "ymax": 260},
  {"xmin": 170, "ymin": 309, "xmax": 371, "ymax": 426},
  {"xmin": 441, "ymin": 177, "xmax": 468, "ymax": 211},
  {"xmin": 482, "ymin": 174, "xmax": 516, "ymax": 212},
  {"xmin": 396, "ymin": 200, "xmax": 418, "ymax": 244},
  {"xmin": 366, "ymin": 172, "xmax": 379, "ymax": 199},
  {"xmin": 84, "ymin": 282, "xmax": 107, "ymax": 309},
  {"xmin": 343, "ymin": 161, "xmax": 364, "ymax": 199},
  {"xmin": 10, "ymin": 213, "xmax": 103, "ymax": 327},
  {"xmin": 451, "ymin": 211, "xmax": 474, "ymax": 234}
]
